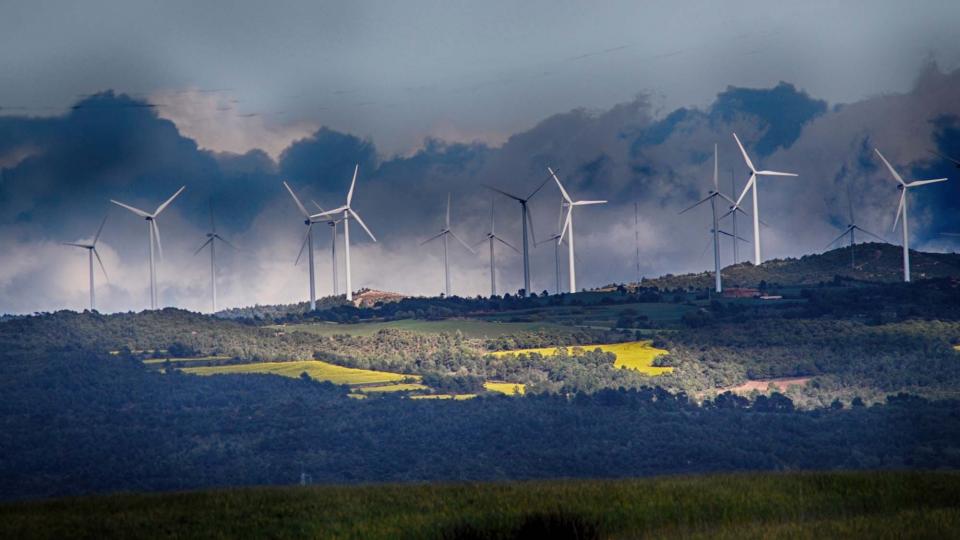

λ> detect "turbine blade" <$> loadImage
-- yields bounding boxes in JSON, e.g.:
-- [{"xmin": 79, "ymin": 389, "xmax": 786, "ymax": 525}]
[
  {"xmin": 734, "ymin": 175, "xmax": 756, "ymax": 207},
  {"xmin": 526, "ymin": 172, "xmax": 553, "ymax": 200},
  {"xmin": 846, "ymin": 183, "xmax": 855, "ymax": 225},
  {"xmin": 215, "ymin": 234, "xmax": 238, "ymax": 250},
  {"xmin": 892, "ymin": 190, "xmax": 905, "ymax": 231},
  {"xmin": 152, "ymin": 220, "xmax": 163, "ymax": 260},
  {"xmin": 154, "ymin": 185, "xmax": 186, "ymax": 216},
  {"xmin": 420, "ymin": 231, "xmax": 446, "ymax": 245},
  {"xmin": 756, "ymin": 170, "xmax": 798, "ymax": 177},
  {"xmin": 62, "ymin": 242, "xmax": 88, "ymax": 248},
  {"xmin": 110, "ymin": 199, "xmax": 151, "ymax": 218},
  {"xmin": 906, "ymin": 178, "xmax": 948, "ymax": 187},
  {"xmin": 349, "ymin": 208, "xmax": 377, "ymax": 242},
  {"xmin": 713, "ymin": 143, "xmax": 719, "ymax": 192},
  {"xmin": 194, "ymin": 237, "xmax": 214, "ymax": 256},
  {"xmin": 92, "ymin": 214, "xmax": 109, "ymax": 245},
  {"xmin": 526, "ymin": 203, "xmax": 537, "ymax": 246},
  {"xmin": 732, "ymin": 132, "xmax": 756, "ymax": 172},
  {"xmin": 92, "ymin": 248, "xmax": 109, "ymax": 283},
  {"xmin": 875, "ymin": 149, "xmax": 906, "ymax": 185},
  {"xmin": 311, "ymin": 199, "xmax": 326, "ymax": 213},
  {"xmin": 679, "ymin": 195, "xmax": 712, "ymax": 215},
  {"xmin": 347, "ymin": 164, "xmax": 358, "ymax": 205},
  {"xmin": 572, "ymin": 200, "xmax": 607, "ymax": 206},
  {"xmin": 852, "ymin": 226, "xmax": 885, "ymax": 243},
  {"xmin": 824, "ymin": 228, "xmax": 851, "ymax": 250},
  {"xmin": 311, "ymin": 205, "xmax": 348, "ymax": 219},
  {"xmin": 483, "ymin": 184, "xmax": 524, "ymax": 202},
  {"xmin": 283, "ymin": 181, "xmax": 311, "ymax": 217},
  {"xmin": 494, "ymin": 235, "xmax": 521, "ymax": 253},
  {"xmin": 449, "ymin": 230, "xmax": 476, "ymax": 254},
  {"xmin": 446, "ymin": 193, "xmax": 451, "ymax": 229},
  {"xmin": 210, "ymin": 199, "xmax": 216, "ymax": 235},
  {"xmin": 295, "ymin": 223, "xmax": 312, "ymax": 266},
  {"xmin": 548, "ymin": 167, "xmax": 572, "ymax": 203},
  {"xmin": 558, "ymin": 208, "xmax": 572, "ymax": 244},
  {"xmin": 928, "ymin": 149, "xmax": 960, "ymax": 167},
  {"xmin": 717, "ymin": 192, "xmax": 737, "ymax": 206}
]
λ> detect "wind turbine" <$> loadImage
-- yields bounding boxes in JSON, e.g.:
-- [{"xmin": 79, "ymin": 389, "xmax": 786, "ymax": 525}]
[
  {"xmin": 63, "ymin": 213, "xmax": 109, "ymax": 311},
  {"xmin": 875, "ymin": 149, "xmax": 949, "ymax": 282},
  {"xmin": 421, "ymin": 193, "xmax": 475, "ymax": 297},
  {"xmin": 549, "ymin": 167, "xmax": 606, "ymax": 293},
  {"xmin": 929, "ymin": 150, "xmax": 960, "ymax": 169},
  {"xmin": 535, "ymin": 197, "xmax": 567, "ymax": 295},
  {"xmin": 484, "ymin": 174, "xmax": 550, "ymax": 296},
  {"xmin": 310, "ymin": 165, "xmax": 377, "ymax": 302},
  {"xmin": 679, "ymin": 144, "xmax": 740, "ymax": 293},
  {"xmin": 111, "ymin": 186, "xmax": 186, "ymax": 309},
  {"xmin": 732, "ymin": 133, "xmax": 798, "ymax": 265},
  {"xmin": 283, "ymin": 181, "xmax": 324, "ymax": 310},
  {"xmin": 475, "ymin": 197, "xmax": 519, "ymax": 296},
  {"xmin": 193, "ymin": 201, "xmax": 236, "ymax": 313},
  {"xmin": 312, "ymin": 200, "xmax": 342, "ymax": 297},
  {"xmin": 824, "ymin": 184, "xmax": 885, "ymax": 269}
]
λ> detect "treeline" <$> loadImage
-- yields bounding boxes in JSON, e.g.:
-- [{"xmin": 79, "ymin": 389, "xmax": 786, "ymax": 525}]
[{"xmin": 2, "ymin": 352, "xmax": 959, "ymax": 501}]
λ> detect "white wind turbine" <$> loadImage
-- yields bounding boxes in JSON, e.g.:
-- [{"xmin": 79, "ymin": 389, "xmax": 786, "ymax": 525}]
[
  {"xmin": 111, "ymin": 186, "xmax": 186, "ymax": 310},
  {"xmin": 421, "ymin": 193, "xmax": 475, "ymax": 297},
  {"xmin": 193, "ymin": 202, "xmax": 236, "ymax": 313},
  {"xmin": 283, "ymin": 181, "xmax": 342, "ymax": 310},
  {"xmin": 62, "ymin": 213, "xmax": 109, "ymax": 311},
  {"xmin": 680, "ymin": 144, "xmax": 741, "ymax": 293},
  {"xmin": 549, "ymin": 167, "xmax": 606, "ymax": 293},
  {"xmin": 484, "ymin": 174, "xmax": 550, "ymax": 296},
  {"xmin": 732, "ymin": 133, "xmax": 798, "ymax": 265},
  {"xmin": 875, "ymin": 149, "xmax": 949, "ymax": 282},
  {"xmin": 312, "ymin": 200, "xmax": 343, "ymax": 297},
  {"xmin": 824, "ymin": 184, "xmax": 885, "ymax": 269},
  {"xmin": 310, "ymin": 165, "xmax": 377, "ymax": 302},
  {"xmin": 475, "ymin": 196, "xmax": 519, "ymax": 297}
]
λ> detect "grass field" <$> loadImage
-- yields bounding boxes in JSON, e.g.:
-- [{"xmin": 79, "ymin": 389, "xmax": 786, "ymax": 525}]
[
  {"xmin": 410, "ymin": 393, "xmax": 477, "ymax": 400},
  {"xmin": 277, "ymin": 318, "xmax": 569, "ymax": 338},
  {"xmin": 182, "ymin": 360, "xmax": 415, "ymax": 386},
  {"xmin": 3, "ymin": 472, "xmax": 957, "ymax": 539},
  {"xmin": 492, "ymin": 340, "xmax": 672, "ymax": 375},
  {"xmin": 479, "ymin": 301, "xmax": 694, "ymax": 328},
  {"xmin": 356, "ymin": 383, "xmax": 429, "ymax": 393}
]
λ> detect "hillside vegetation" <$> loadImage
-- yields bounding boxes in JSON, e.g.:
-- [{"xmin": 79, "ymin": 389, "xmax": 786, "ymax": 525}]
[{"xmin": 3, "ymin": 472, "xmax": 958, "ymax": 539}]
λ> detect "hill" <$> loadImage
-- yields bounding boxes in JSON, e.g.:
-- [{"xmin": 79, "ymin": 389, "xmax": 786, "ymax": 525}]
[
  {"xmin": 3, "ymin": 472, "xmax": 958, "ymax": 539},
  {"xmin": 636, "ymin": 243, "xmax": 960, "ymax": 290}
]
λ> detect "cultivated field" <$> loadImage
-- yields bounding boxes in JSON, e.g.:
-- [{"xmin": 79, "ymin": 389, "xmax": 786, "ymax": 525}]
[
  {"xmin": 492, "ymin": 340, "xmax": 672, "ymax": 375},
  {"xmin": 3, "ymin": 472, "xmax": 957, "ymax": 539}
]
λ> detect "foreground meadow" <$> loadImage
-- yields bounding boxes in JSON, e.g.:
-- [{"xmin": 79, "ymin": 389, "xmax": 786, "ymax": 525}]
[{"xmin": 3, "ymin": 472, "xmax": 957, "ymax": 539}]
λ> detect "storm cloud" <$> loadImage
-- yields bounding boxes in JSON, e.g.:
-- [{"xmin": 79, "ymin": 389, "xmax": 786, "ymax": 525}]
[{"xmin": 1, "ymin": 63, "xmax": 959, "ymax": 314}]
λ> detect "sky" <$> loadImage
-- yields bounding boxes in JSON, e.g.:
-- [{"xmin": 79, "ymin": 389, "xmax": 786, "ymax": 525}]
[{"xmin": 1, "ymin": 1, "xmax": 960, "ymax": 314}]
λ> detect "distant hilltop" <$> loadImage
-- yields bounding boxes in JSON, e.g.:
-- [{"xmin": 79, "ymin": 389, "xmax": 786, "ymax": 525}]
[
  {"xmin": 629, "ymin": 243, "xmax": 960, "ymax": 291},
  {"xmin": 351, "ymin": 288, "xmax": 406, "ymax": 308}
]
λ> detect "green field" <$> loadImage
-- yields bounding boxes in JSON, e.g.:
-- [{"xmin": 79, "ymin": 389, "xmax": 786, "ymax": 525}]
[
  {"xmin": 3, "ymin": 472, "xmax": 957, "ymax": 539},
  {"xmin": 277, "ymin": 318, "xmax": 569, "ymax": 338},
  {"xmin": 182, "ymin": 360, "xmax": 415, "ymax": 386},
  {"xmin": 492, "ymin": 340, "xmax": 672, "ymax": 375},
  {"xmin": 479, "ymin": 301, "xmax": 694, "ymax": 327}
]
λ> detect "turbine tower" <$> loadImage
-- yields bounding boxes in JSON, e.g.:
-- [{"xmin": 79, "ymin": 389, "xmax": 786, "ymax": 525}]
[
  {"xmin": 63, "ymin": 213, "xmax": 109, "ymax": 311},
  {"xmin": 549, "ymin": 167, "xmax": 606, "ymax": 293},
  {"xmin": 193, "ymin": 202, "xmax": 236, "ymax": 313},
  {"xmin": 421, "ymin": 193, "xmax": 475, "ymax": 297},
  {"xmin": 875, "ymin": 149, "xmax": 949, "ymax": 282},
  {"xmin": 484, "ymin": 174, "xmax": 550, "ymax": 296},
  {"xmin": 475, "ymin": 196, "xmax": 519, "ymax": 296},
  {"xmin": 312, "ymin": 201, "xmax": 342, "ymax": 297},
  {"xmin": 310, "ymin": 165, "xmax": 377, "ymax": 302},
  {"xmin": 283, "ymin": 181, "xmax": 324, "ymax": 310},
  {"xmin": 824, "ymin": 184, "xmax": 884, "ymax": 269},
  {"xmin": 679, "ymin": 144, "xmax": 739, "ymax": 293},
  {"xmin": 111, "ymin": 186, "xmax": 186, "ymax": 310},
  {"xmin": 732, "ymin": 133, "xmax": 798, "ymax": 265}
]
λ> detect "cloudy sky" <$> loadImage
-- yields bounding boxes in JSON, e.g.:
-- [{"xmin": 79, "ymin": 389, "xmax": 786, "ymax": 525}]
[{"xmin": 1, "ymin": 1, "xmax": 960, "ymax": 314}]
